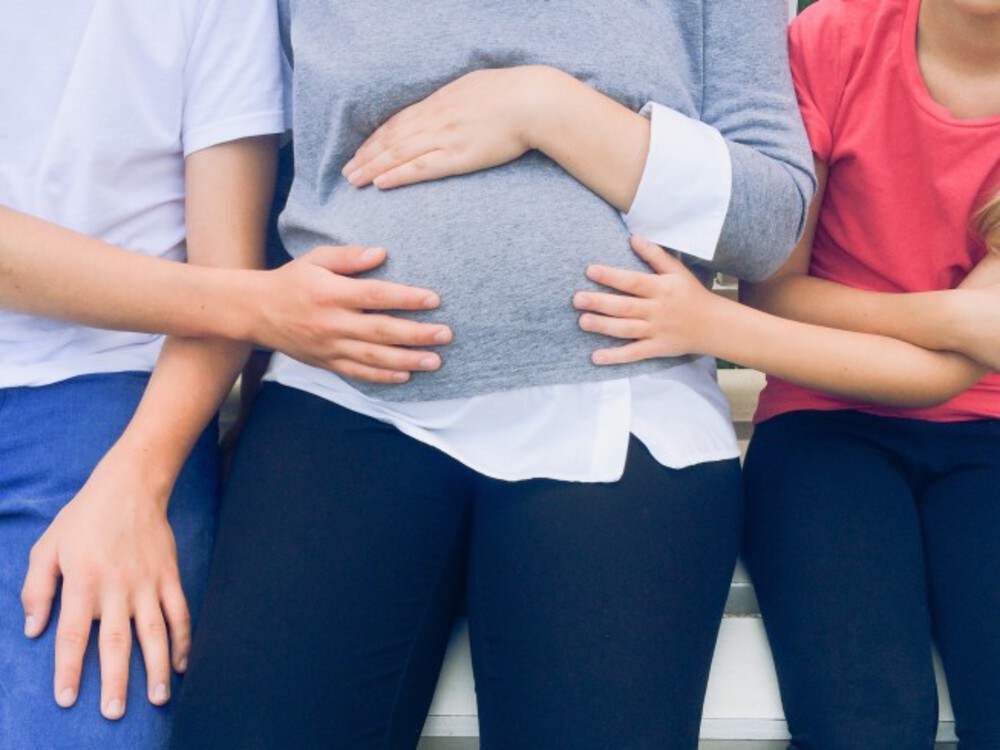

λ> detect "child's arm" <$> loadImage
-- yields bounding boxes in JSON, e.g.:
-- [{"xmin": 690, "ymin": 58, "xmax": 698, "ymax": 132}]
[
  {"xmin": 0, "ymin": 209, "xmax": 448, "ymax": 383},
  {"xmin": 740, "ymin": 161, "xmax": 1000, "ymax": 371},
  {"xmin": 20, "ymin": 137, "xmax": 271, "ymax": 719},
  {"xmin": 574, "ymin": 236, "xmax": 986, "ymax": 408},
  {"xmin": 573, "ymin": 158, "xmax": 998, "ymax": 407}
]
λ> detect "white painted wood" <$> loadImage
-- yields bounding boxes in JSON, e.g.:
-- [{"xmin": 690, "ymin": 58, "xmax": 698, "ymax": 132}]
[
  {"xmin": 424, "ymin": 616, "xmax": 959, "ymax": 743},
  {"xmin": 703, "ymin": 619, "xmax": 784, "ymax": 728}
]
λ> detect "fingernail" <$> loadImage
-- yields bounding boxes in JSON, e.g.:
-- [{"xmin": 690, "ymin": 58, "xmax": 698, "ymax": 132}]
[
  {"xmin": 419, "ymin": 356, "xmax": 438, "ymax": 370},
  {"xmin": 342, "ymin": 159, "xmax": 356, "ymax": 175},
  {"xmin": 362, "ymin": 246, "xmax": 385, "ymax": 261},
  {"xmin": 176, "ymin": 657, "xmax": 188, "ymax": 673},
  {"xmin": 593, "ymin": 352, "xmax": 609, "ymax": 365},
  {"xmin": 152, "ymin": 683, "xmax": 169, "ymax": 704},
  {"xmin": 57, "ymin": 687, "xmax": 76, "ymax": 707},
  {"xmin": 391, "ymin": 372, "xmax": 410, "ymax": 383},
  {"xmin": 24, "ymin": 615, "xmax": 37, "ymax": 637},
  {"xmin": 574, "ymin": 293, "xmax": 590, "ymax": 307},
  {"xmin": 347, "ymin": 169, "xmax": 363, "ymax": 185},
  {"xmin": 422, "ymin": 294, "xmax": 440, "ymax": 308},
  {"xmin": 105, "ymin": 698, "xmax": 125, "ymax": 720},
  {"xmin": 434, "ymin": 328, "xmax": 451, "ymax": 344}
]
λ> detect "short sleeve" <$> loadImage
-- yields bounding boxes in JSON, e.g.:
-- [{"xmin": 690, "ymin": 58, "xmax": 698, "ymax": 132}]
[
  {"xmin": 182, "ymin": 0, "xmax": 286, "ymax": 156},
  {"xmin": 788, "ymin": 2, "xmax": 848, "ymax": 163}
]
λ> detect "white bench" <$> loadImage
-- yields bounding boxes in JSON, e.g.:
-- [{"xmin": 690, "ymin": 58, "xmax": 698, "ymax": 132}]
[{"xmin": 417, "ymin": 369, "xmax": 959, "ymax": 749}]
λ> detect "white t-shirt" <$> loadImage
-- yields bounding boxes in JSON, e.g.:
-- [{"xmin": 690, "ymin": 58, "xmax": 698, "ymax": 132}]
[{"xmin": 0, "ymin": 0, "xmax": 286, "ymax": 388}]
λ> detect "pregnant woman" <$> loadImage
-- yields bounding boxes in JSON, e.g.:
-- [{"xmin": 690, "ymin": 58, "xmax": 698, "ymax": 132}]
[{"xmin": 172, "ymin": 2, "xmax": 814, "ymax": 748}]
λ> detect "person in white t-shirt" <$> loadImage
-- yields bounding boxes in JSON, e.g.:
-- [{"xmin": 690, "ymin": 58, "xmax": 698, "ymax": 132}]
[{"xmin": 0, "ymin": 1, "xmax": 449, "ymax": 747}]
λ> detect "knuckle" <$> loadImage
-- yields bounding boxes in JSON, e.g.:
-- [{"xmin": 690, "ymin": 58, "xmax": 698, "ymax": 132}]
[
  {"xmin": 139, "ymin": 618, "xmax": 168, "ymax": 639},
  {"xmin": 370, "ymin": 321, "xmax": 393, "ymax": 344},
  {"xmin": 67, "ymin": 562, "xmax": 102, "ymax": 590},
  {"xmin": 354, "ymin": 343, "xmax": 378, "ymax": 365},
  {"xmin": 171, "ymin": 612, "xmax": 192, "ymax": 633},
  {"xmin": 620, "ymin": 277, "xmax": 640, "ymax": 293},
  {"xmin": 364, "ymin": 284, "xmax": 392, "ymax": 308},
  {"xmin": 57, "ymin": 627, "xmax": 89, "ymax": 649},
  {"xmin": 27, "ymin": 542, "xmax": 45, "ymax": 564},
  {"xmin": 388, "ymin": 143, "xmax": 405, "ymax": 161},
  {"xmin": 101, "ymin": 629, "xmax": 131, "ymax": 649}
]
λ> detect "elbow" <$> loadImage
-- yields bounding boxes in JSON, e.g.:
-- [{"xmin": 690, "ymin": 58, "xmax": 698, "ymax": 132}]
[
  {"xmin": 889, "ymin": 383, "xmax": 966, "ymax": 410},
  {"xmin": 710, "ymin": 156, "xmax": 814, "ymax": 283}
]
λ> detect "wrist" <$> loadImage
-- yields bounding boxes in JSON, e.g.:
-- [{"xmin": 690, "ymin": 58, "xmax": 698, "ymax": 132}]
[
  {"xmin": 214, "ymin": 268, "xmax": 268, "ymax": 344},
  {"xmin": 108, "ymin": 432, "xmax": 183, "ymax": 509},
  {"xmin": 699, "ymin": 293, "xmax": 741, "ymax": 360},
  {"xmin": 941, "ymin": 290, "xmax": 978, "ymax": 353},
  {"xmin": 520, "ymin": 65, "xmax": 578, "ymax": 153}
]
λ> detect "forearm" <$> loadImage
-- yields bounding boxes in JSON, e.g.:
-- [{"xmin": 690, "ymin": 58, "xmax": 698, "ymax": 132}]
[
  {"xmin": 528, "ymin": 67, "xmax": 650, "ymax": 213},
  {"xmin": 702, "ymin": 293, "xmax": 986, "ymax": 408},
  {"xmin": 112, "ymin": 338, "xmax": 248, "ymax": 506},
  {"xmin": 743, "ymin": 265, "xmax": 999, "ymax": 358},
  {"xmin": 105, "ymin": 135, "xmax": 276, "ymax": 500},
  {"xmin": 0, "ymin": 206, "xmax": 265, "ymax": 340}
]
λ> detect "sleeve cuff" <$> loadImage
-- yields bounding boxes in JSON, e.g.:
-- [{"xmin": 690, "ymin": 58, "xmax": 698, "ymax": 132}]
[
  {"xmin": 622, "ymin": 102, "xmax": 732, "ymax": 262},
  {"xmin": 183, "ymin": 110, "xmax": 287, "ymax": 157}
]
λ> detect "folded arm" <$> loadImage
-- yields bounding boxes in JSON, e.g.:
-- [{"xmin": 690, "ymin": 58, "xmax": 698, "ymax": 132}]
[
  {"xmin": 343, "ymin": 0, "xmax": 814, "ymax": 280},
  {"xmin": 576, "ymin": 159, "xmax": 995, "ymax": 408},
  {"xmin": 742, "ymin": 160, "xmax": 1000, "ymax": 373}
]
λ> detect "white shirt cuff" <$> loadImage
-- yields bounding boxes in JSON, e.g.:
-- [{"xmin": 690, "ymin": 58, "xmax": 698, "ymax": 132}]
[{"xmin": 622, "ymin": 102, "xmax": 732, "ymax": 262}]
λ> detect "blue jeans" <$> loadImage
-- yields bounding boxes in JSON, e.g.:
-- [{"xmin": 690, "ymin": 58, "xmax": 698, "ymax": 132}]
[{"xmin": 0, "ymin": 372, "xmax": 219, "ymax": 749}]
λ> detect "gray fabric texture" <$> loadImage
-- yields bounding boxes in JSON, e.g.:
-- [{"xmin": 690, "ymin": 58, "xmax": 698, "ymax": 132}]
[{"xmin": 278, "ymin": 0, "xmax": 814, "ymax": 401}]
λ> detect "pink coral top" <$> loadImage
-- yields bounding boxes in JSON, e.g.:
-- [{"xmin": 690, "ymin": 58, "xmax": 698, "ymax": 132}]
[{"xmin": 755, "ymin": 0, "xmax": 1000, "ymax": 424}]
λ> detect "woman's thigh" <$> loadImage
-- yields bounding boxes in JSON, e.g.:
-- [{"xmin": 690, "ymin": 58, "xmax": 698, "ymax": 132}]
[
  {"xmin": 919, "ymin": 419, "xmax": 1000, "ymax": 749},
  {"xmin": 172, "ymin": 384, "xmax": 474, "ymax": 750},
  {"xmin": 0, "ymin": 373, "xmax": 219, "ymax": 750},
  {"xmin": 743, "ymin": 411, "xmax": 938, "ymax": 750},
  {"xmin": 469, "ymin": 438, "xmax": 742, "ymax": 750}
]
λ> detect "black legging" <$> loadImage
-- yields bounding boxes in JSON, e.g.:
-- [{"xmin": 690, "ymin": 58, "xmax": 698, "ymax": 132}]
[
  {"xmin": 172, "ymin": 382, "xmax": 742, "ymax": 749},
  {"xmin": 743, "ymin": 409, "xmax": 1000, "ymax": 750}
]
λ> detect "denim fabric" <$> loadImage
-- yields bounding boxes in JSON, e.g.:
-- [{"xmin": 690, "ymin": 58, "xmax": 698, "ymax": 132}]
[{"xmin": 0, "ymin": 372, "xmax": 219, "ymax": 749}]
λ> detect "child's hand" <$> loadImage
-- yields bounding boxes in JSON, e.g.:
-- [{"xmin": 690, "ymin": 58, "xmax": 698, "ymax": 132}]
[
  {"xmin": 255, "ymin": 246, "xmax": 452, "ymax": 383},
  {"xmin": 341, "ymin": 66, "xmax": 559, "ymax": 190},
  {"xmin": 20, "ymin": 444, "xmax": 188, "ymax": 720},
  {"xmin": 574, "ymin": 236, "xmax": 722, "ymax": 365}
]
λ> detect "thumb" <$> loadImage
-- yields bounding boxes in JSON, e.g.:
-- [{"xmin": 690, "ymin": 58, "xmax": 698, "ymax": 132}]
[
  {"xmin": 21, "ymin": 541, "xmax": 60, "ymax": 638},
  {"xmin": 300, "ymin": 245, "xmax": 387, "ymax": 276},
  {"xmin": 630, "ymin": 236, "xmax": 684, "ymax": 275}
]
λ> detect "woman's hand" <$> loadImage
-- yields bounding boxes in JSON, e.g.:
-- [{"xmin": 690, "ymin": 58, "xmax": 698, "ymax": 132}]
[
  {"xmin": 21, "ymin": 444, "xmax": 188, "ymax": 720},
  {"xmin": 341, "ymin": 66, "xmax": 558, "ymax": 190},
  {"xmin": 574, "ymin": 237, "xmax": 723, "ymax": 364}
]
